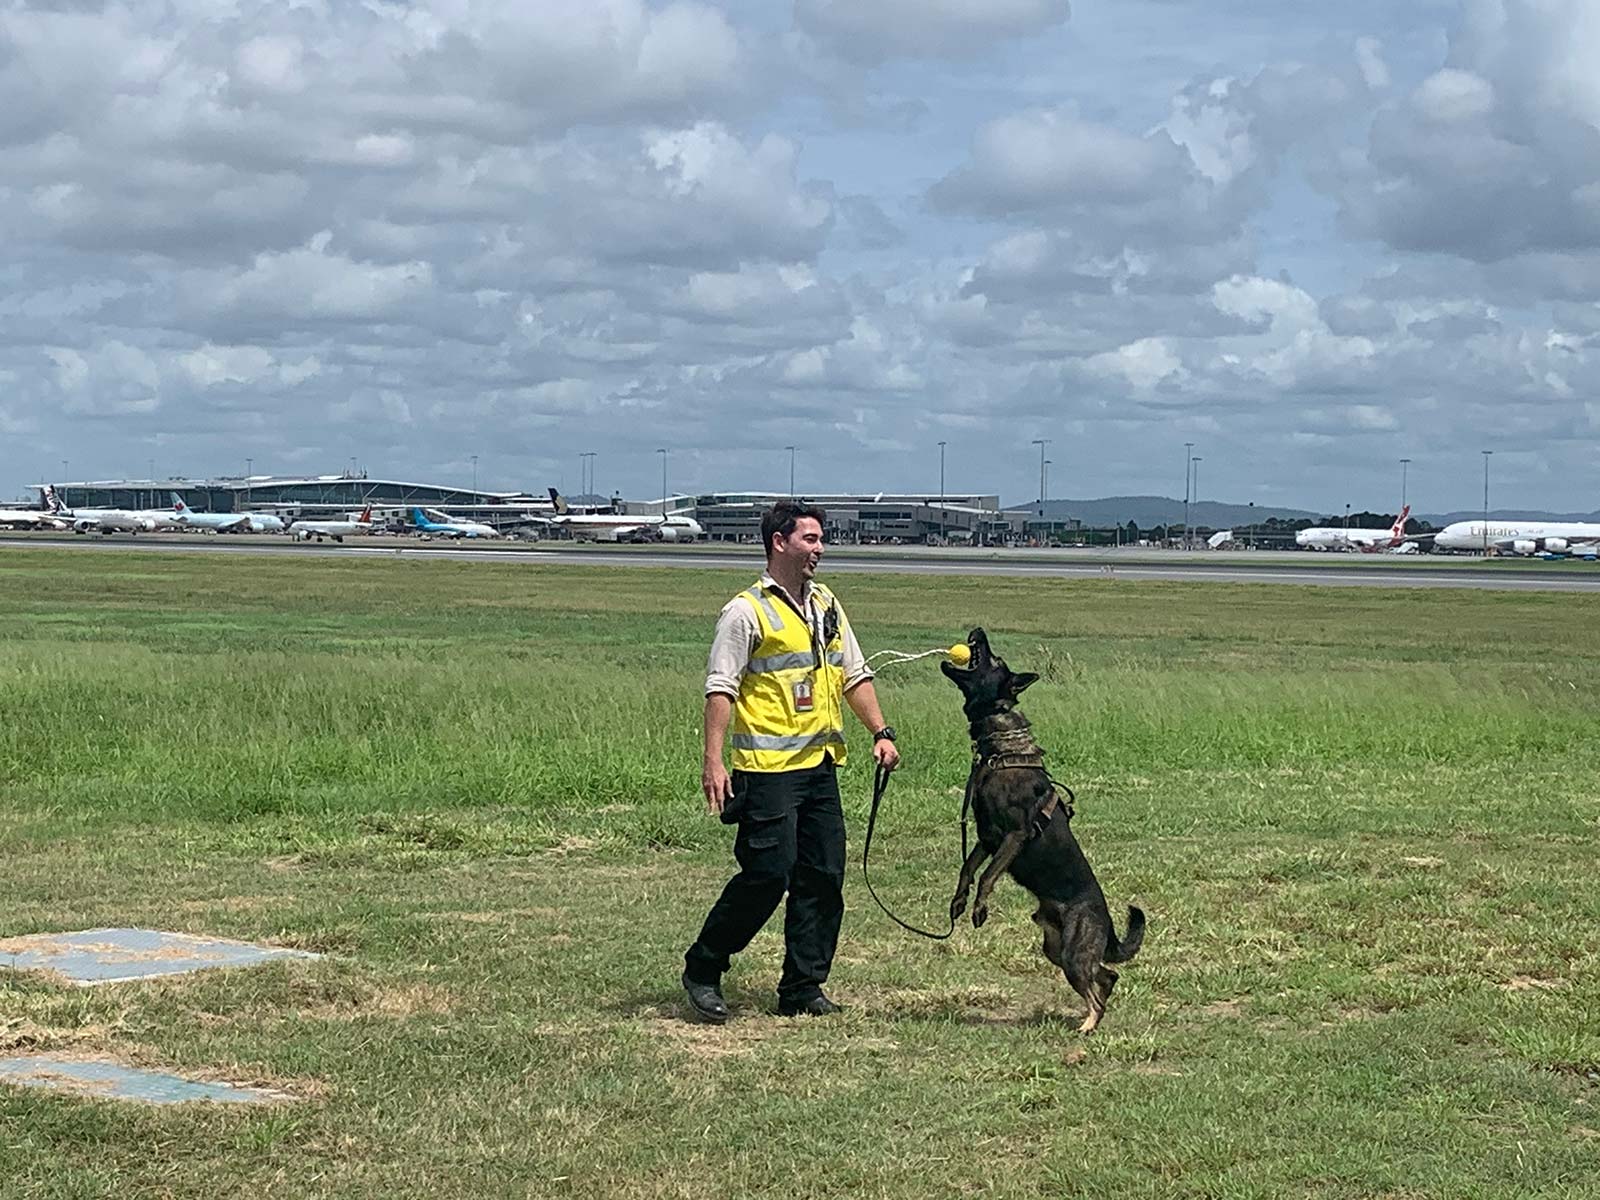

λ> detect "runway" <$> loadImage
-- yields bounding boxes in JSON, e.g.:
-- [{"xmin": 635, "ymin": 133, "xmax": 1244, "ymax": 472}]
[{"xmin": 9, "ymin": 533, "xmax": 1600, "ymax": 591}]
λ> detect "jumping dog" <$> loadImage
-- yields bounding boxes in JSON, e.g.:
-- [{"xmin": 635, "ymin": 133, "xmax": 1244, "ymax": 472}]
[{"xmin": 941, "ymin": 628, "xmax": 1145, "ymax": 1032}]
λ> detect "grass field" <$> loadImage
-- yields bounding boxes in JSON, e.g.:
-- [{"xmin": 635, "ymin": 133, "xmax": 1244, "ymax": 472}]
[{"xmin": 2, "ymin": 546, "xmax": 1597, "ymax": 1198}]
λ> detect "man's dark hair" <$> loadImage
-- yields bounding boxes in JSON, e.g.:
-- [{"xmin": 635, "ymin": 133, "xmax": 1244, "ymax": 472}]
[{"xmin": 762, "ymin": 500, "xmax": 827, "ymax": 557}]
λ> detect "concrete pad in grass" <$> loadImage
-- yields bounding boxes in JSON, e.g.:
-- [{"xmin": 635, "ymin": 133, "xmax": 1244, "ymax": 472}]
[
  {"xmin": 0, "ymin": 927, "xmax": 318, "ymax": 986},
  {"xmin": 0, "ymin": 1055, "xmax": 291, "ymax": 1104}
]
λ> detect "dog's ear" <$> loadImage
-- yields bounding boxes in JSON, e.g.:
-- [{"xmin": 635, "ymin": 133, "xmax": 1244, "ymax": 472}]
[{"xmin": 1006, "ymin": 671, "xmax": 1040, "ymax": 697}]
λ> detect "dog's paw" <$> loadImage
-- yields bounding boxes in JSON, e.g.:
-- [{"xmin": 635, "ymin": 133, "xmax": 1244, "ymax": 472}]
[
  {"xmin": 972, "ymin": 902, "xmax": 989, "ymax": 929},
  {"xmin": 948, "ymin": 894, "xmax": 968, "ymax": 922}
]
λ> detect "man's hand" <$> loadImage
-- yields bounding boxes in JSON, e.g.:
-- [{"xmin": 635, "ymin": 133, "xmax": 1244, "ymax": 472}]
[
  {"xmin": 872, "ymin": 737, "xmax": 900, "ymax": 771},
  {"xmin": 703, "ymin": 760, "xmax": 734, "ymax": 814},
  {"xmin": 702, "ymin": 693, "xmax": 735, "ymax": 814}
]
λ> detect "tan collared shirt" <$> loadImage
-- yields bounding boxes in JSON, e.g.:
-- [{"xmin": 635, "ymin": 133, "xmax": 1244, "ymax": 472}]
[{"xmin": 705, "ymin": 571, "xmax": 873, "ymax": 698}]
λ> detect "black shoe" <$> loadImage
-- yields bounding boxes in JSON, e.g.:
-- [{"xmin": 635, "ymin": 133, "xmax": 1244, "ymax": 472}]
[
  {"xmin": 682, "ymin": 973, "xmax": 729, "ymax": 1024},
  {"xmin": 778, "ymin": 992, "xmax": 841, "ymax": 1017}
]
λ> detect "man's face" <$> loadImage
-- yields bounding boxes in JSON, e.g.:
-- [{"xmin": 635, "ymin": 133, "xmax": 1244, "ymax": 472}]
[{"xmin": 772, "ymin": 516, "xmax": 824, "ymax": 578}]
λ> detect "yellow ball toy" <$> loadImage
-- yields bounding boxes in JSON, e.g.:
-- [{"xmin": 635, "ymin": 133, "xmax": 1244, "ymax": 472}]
[{"xmin": 947, "ymin": 642, "xmax": 972, "ymax": 667}]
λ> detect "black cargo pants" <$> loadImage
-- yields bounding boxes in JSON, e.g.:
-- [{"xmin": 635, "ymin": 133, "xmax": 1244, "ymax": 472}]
[{"xmin": 684, "ymin": 757, "xmax": 846, "ymax": 1004}]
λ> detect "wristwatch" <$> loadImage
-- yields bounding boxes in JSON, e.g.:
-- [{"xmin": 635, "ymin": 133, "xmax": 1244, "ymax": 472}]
[{"xmin": 873, "ymin": 726, "xmax": 897, "ymax": 743}]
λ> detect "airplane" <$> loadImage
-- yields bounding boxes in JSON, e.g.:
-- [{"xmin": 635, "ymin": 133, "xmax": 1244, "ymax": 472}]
[
  {"xmin": 1434, "ymin": 519, "xmax": 1600, "ymax": 558},
  {"xmin": 169, "ymin": 493, "xmax": 250, "ymax": 533},
  {"xmin": 409, "ymin": 507, "xmax": 500, "ymax": 539},
  {"xmin": 0, "ymin": 501, "xmax": 69, "ymax": 530},
  {"xmin": 42, "ymin": 486, "xmax": 176, "ymax": 535},
  {"xmin": 537, "ymin": 488, "xmax": 704, "ymax": 542},
  {"xmin": 289, "ymin": 504, "xmax": 375, "ymax": 542},
  {"xmin": 1295, "ymin": 506, "xmax": 1411, "ymax": 553},
  {"xmin": 168, "ymin": 493, "xmax": 286, "ymax": 534}
]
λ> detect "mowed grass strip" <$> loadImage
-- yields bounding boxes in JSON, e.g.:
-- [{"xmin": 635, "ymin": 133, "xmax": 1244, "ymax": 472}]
[{"xmin": 1, "ymin": 547, "xmax": 1597, "ymax": 1199}]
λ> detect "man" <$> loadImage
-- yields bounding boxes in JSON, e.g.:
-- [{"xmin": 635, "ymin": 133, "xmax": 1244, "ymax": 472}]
[{"xmin": 682, "ymin": 500, "xmax": 900, "ymax": 1022}]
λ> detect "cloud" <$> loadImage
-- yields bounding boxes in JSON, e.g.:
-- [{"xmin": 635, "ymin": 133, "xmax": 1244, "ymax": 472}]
[
  {"xmin": 795, "ymin": 0, "xmax": 1071, "ymax": 65},
  {"xmin": 933, "ymin": 109, "xmax": 1195, "ymax": 216},
  {"xmin": 177, "ymin": 233, "xmax": 434, "ymax": 331},
  {"xmin": 5, "ymin": 1, "xmax": 1600, "ymax": 512},
  {"xmin": 1335, "ymin": 0, "xmax": 1600, "ymax": 264}
]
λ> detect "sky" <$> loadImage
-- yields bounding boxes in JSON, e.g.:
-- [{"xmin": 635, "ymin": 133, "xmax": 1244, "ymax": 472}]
[{"xmin": 3, "ymin": 0, "xmax": 1600, "ymax": 512}]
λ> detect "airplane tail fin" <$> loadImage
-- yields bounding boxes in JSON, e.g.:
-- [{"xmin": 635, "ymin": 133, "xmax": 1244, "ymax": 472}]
[
  {"xmin": 548, "ymin": 487, "xmax": 569, "ymax": 515},
  {"xmin": 42, "ymin": 485, "xmax": 64, "ymax": 514},
  {"xmin": 1391, "ymin": 504, "xmax": 1411, "ymax": 540},
  {"xmin": 411, "ymin": 506, "xmax": 430, "ymax": 526},
  {"xmin": 358, "ymin": 504, "xmax": 373, "ymax": 523},
  {"xmin": 170, "ymin": 491, "xmax": 189, "ymax": 513}
]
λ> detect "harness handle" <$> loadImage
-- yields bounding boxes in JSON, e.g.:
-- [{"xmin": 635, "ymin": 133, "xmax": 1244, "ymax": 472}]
[{"xmin": 861, "ymin": 762, "xmax": 960, "ymax": 941}]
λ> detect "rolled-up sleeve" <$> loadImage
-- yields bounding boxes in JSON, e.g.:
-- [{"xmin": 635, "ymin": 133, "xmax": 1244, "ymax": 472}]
[
  {"xmin": 705, "ymin": 598, "xmax": 758, "ymax": 697},
  {"xmin": 838, "ymin": 604, "xmax": 874, "ymax": 691}
]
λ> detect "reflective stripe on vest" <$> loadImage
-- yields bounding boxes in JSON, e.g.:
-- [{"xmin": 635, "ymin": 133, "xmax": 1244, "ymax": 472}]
[
  {"xmin": 747, "ymin": 649, "xmax": 846, "ymax": 675},
  {"xmin": 730, "ymin": 731, "xmax": 847, "ymax": 753},
  {"xmin": 730, "ymin": 580, "xmax": 848, "ymax": 773},
  {"xmin": 745, "ymin": 585, "xmax": 785, "ymax": 632}
]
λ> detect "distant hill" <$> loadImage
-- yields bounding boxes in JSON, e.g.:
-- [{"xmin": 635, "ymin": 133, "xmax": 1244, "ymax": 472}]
[
  {"xmin": 1420, "ymin": 509, "xmax": 1600, "ymax": 524},
  {"xmin": 1003, "ymin": 495, "xmax": 1320, "ymax": 528}
]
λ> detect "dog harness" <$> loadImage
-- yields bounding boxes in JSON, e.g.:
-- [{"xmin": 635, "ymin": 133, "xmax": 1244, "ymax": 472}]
[{"xmin": 967, "ymin": 727, "xmax": 1075, "ymax": 839}]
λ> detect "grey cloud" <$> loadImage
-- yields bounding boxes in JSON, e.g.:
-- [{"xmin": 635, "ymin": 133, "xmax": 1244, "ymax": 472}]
[
  {"xmin": 1406, "ymin": 312, "xmax": 1499, "ymax": 342},
  {"xmin": 1335, "ymin": 1, "xmax": 1600, "ymax": 269},
  {"xmin": 1319, "ymin": 295, "xmax": 1395, "ymax": 338},
  {"xmin": 795, "ymin": 0, "xmax": 1070, "ymax": 65}
]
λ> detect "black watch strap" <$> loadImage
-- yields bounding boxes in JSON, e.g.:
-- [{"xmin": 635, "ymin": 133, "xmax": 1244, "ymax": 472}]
[{"xmin": 873, "ymin": 726, "xmax": 896, "ymax": 743}]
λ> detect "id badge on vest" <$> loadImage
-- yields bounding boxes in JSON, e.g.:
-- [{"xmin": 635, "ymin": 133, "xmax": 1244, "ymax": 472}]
[{"xmin": 793, "ymin": 676, "xmax": 815, "ymax": 713}]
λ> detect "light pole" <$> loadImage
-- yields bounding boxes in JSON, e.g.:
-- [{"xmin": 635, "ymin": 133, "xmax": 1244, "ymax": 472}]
[
  {"xmin": 938, "ymin": 440, "xmax": 947, "ymax": 543},
  {"xmin": 1399, "ymin": 457, "xmax": 1411, "ymax": 512},
  {"xmin": 245, "ymin": 458, "xmax": 253, "ymax": 510},
  {"xmin": 581, "ymin": 452, "xmax": 597, "ymax": 500},
  {"xmin": 1345, "ymin": 502, "xmax": 1351, "ymax": 531},
  {"xmin": 348, "ymin": 456, "xmax": 357, "ymax": 479},
  {"xmin": 657, "ymin": 448, "xmax": 668, "ymax": 517},
  {"xmin": 61, "ymin": 459, "xmax": 68, "ymax": 484},
  {"xmin": 1482, "ymin": 449, "xmax": 1493, "ymax": 555},
  {"xmin": 1191, "ymin": 457, "xmax": 1202, "ymax": 542},
  {"xmin": 785, "ymin": 445, "xmax": 796, "ymax": 497},
  {"xmin": 1177, "ymin": 444, "xmax": 1190, "ymax": 553},
  {"xmin": 1031, "ymin": 438, "xmax": 1049, "ymax": 519},
  {"xmin": 470, "ymin": 454, "xmax": 479, "ymax": 494}
]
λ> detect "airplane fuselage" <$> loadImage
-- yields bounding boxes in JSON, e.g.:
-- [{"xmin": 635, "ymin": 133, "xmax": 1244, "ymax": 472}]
[
  {"xmin": 1295, "ymin": 526, "xmax": 1398, "ymax": 551},
  {"xmin": 1435, "ymin": 520, "xmax": 1600, "ymax": 555}
]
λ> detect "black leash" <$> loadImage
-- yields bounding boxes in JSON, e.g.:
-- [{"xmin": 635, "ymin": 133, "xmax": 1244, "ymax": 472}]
[{"xmin": 861, "ymin": 761, "xmax": 964, "ymax": 940}]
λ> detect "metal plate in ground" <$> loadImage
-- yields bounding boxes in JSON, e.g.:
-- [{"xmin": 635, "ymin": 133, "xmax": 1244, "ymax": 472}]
[
  {"xmin": 0, "ymin": 928, "xmax": 318, "ymax": 986},
  {"xmin": 0, "ymin": 1055, "xmax": 290, "ymax": 1104}
]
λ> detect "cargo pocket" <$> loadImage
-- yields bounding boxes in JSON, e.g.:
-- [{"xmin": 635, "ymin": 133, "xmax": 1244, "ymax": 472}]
[
  {"xmin": 720, "ymin": 772, "xmax": 750, "ymax": 825},
  {"xmin": 735, "ymin": 812, "xmax": 792, "ymax": 879}
]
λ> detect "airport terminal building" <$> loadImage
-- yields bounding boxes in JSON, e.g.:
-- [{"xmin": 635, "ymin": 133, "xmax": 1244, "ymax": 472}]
[
  {"xmin": 42, "ymin": 476, "xmax": 1029, "ymax": 542},
  {"xmin": 631, "ymin": 491, "xmax": 1011, "ymax": 543},
  {"xmin": 45, "ymin": 474, "xmax": 557, "ymax": 531}
]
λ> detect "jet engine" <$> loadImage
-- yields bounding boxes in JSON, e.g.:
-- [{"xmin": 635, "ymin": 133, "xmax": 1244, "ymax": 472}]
[
  {"xmin": 1544, "ymin": 538, "xmax": 1569, "ymax": 554},
  {"xmin": 1511, "ymin": 539, "xmax": 1538, "ymax": 555}
]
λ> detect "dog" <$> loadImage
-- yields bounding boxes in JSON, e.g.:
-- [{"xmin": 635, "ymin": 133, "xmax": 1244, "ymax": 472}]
[{"xmin": 941, "ymin": 627, "xmax": 1144, "ymax": 1032}]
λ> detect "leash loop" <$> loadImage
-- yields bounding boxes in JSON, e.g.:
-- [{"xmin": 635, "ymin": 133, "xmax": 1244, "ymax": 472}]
[{"xmin": 861, "ymin": 762, "xmax": 957, "ymax": 941}]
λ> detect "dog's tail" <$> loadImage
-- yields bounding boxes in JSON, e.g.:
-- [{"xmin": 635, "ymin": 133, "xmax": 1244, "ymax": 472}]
[{"xmin": 1104, "ymin": 905, "xmax": 1145, "ymax": 964}]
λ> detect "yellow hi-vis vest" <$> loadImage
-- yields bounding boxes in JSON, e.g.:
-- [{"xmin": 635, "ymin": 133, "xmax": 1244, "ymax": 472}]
[{"xmin": 730, "ymin": 580, "xmax": 848, "ymax": 773}]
